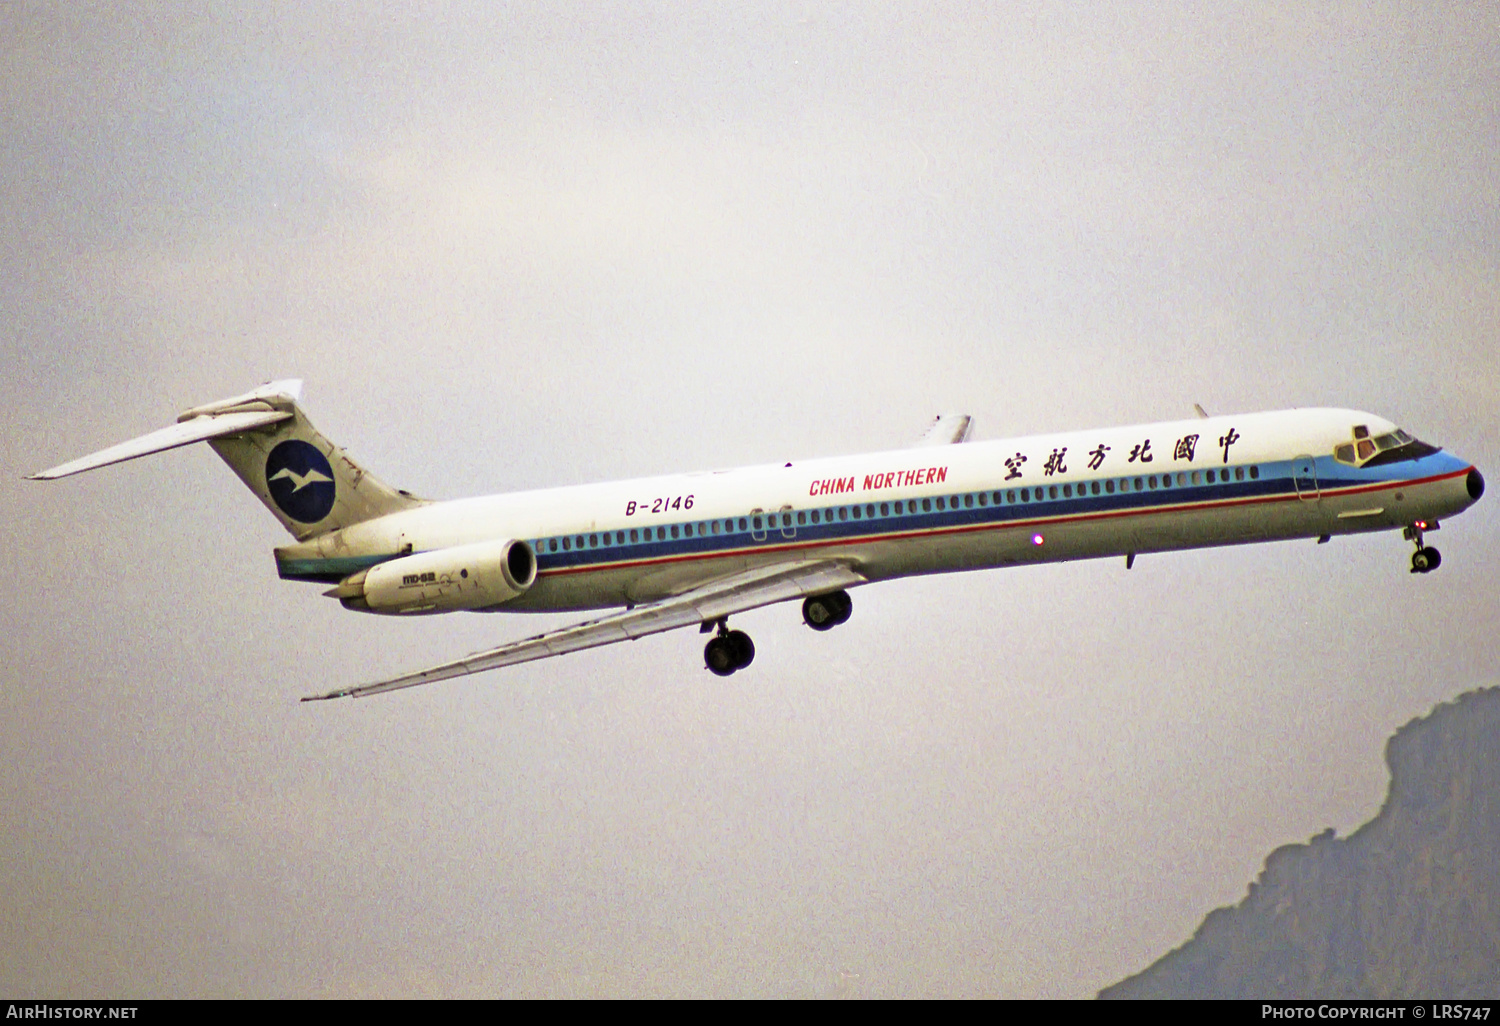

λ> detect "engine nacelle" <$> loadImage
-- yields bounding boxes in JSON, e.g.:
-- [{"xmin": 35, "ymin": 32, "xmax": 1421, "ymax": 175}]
[{"xmin": 333, "ymin": 538, "xmax": 536, "ymax": 614}]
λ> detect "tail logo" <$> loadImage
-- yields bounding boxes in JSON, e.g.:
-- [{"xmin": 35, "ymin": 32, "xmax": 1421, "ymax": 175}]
[{"xmin": 265, "ymin": 440, "xmax": 337, "ymax": 523}]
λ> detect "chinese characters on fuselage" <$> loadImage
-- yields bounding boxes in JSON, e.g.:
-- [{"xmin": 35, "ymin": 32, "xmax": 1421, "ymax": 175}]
[{"xmin": 805, "ymin": 428, "xmax": 1239, "ymax": 496}]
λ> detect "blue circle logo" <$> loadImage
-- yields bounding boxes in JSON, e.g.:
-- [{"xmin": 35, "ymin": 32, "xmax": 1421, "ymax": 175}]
[{"xmin": 265, "ymin": 440, "xmax": 336, "ymax": 523}]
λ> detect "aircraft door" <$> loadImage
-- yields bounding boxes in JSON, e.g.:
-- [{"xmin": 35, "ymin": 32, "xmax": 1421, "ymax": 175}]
[
  {"xmin": 749, "ymin": 508, "xmax": 767, "ymax": 542},
  {"xmin": 779, "ymin": 503, "xmax": 796, "ymax": 539},
  {"xmin": 1293, "ymin": 455, "xmax": 1320, "ymax": 500}
]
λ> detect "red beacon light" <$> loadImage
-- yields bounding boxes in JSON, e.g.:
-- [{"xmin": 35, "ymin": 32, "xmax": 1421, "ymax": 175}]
[{"xmin": 1032, "ymin": 533, "xmax": 1044, "ymax": 546}]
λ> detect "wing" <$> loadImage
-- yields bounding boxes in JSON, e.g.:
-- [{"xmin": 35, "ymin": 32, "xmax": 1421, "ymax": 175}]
[
  {"xmin": 303, "ymin": 558, "xmax": 866, "ymax": 701},
  {"xmin": 915, "ymin": 413, "xmax": 973, "ymax": 447}
]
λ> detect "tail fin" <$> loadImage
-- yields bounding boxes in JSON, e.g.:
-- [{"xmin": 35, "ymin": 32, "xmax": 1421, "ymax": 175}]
[{"xmin": 29, "ymin": 380, "xmax": 425, "ymax": 539}]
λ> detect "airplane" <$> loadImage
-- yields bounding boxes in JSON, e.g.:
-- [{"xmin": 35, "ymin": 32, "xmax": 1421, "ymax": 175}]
[{"xmin": 28, "ymin": 380, "xmax": 1484, "ymax": 701}]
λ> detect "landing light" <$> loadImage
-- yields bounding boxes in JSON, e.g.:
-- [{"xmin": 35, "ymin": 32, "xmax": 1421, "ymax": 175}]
[
  {"xmin": 1415, "ymin": 520, "xmax": 1428, "ymax": 530},
  {"xmin": 1032, "ymin": 533, "xmax": 1044, "ymax": 546}
]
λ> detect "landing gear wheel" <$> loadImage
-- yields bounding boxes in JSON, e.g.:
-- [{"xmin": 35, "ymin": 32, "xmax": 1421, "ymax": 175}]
[
  {"xmin": 830, "ymin": 590, "xmax": 853, "ymax": 625},
  {"xmin": 1404, "ymin": 549, "xmax": 1440, "ymax": 573},
  {"xmin": 726, "ymin": 630, "xmax": 755, "ymax": 669},
  {"xmin": 1411, "ymin": 547, "xmax": 1441, "ymax": 574},
  {"xmin": 704, "ymin": 629, "xmax": 755, "ymax": 675},
  {"xmin": 803, "ymin": 590, "xmax": 853, "ymax": 630},
  {"xmin": 705, "ymin": 636, "xmax": 739, "ymax": 676},
  {"xmin": 803, "ymin": 595, "xmax": 838, "ymax": 631}
]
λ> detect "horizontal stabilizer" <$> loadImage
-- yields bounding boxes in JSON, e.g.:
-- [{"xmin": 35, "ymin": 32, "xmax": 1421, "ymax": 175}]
[
  {"xmin": 916, "ymin": 414, "xmax": 974, "ymax": 447},
  {"xmin": 28, "ymin": 408, "xmax": 291, "ymax": 480}
]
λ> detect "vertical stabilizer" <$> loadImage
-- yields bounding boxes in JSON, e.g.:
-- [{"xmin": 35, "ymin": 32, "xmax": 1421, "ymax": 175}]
[{"xmin": 200, "ymin": 382, "xmax": 425, "ymax": 539}]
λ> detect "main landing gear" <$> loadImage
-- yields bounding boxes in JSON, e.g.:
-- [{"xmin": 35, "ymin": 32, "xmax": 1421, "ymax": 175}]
[
  {"xmin": 701, "ymin": 590, "xmax": 855, "ymax": 677},
  {"xmin": 1405, "ymin": 521, "xmax": 1442, "ymax": 574},
  {"xmin": 704, "ymin": 620, "xmax": 755, "ymax": 677},
  {"xmin": 802, "ymin": 590, "xmax": 853, "ymax": 631}
]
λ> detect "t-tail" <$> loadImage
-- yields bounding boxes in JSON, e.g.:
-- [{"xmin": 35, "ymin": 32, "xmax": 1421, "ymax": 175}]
[{"xmin": 27, "ymin": 379, "xmax": 424, "ymax": 539}]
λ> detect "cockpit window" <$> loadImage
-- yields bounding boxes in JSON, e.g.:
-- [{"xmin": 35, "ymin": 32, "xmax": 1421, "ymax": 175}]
[{"xmin": 1334, "ymin": 427, "xmax": 1440, "ymax": 467}]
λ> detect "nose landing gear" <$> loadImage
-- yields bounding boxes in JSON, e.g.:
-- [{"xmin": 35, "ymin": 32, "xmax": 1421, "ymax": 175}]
[
  {"xmin": 1404, "ymin": 522, "xmax": 1442, "ymax": 574},
  {"xmin": 704, "ymin": 620, "xmax": 755, "ymax": 676}
]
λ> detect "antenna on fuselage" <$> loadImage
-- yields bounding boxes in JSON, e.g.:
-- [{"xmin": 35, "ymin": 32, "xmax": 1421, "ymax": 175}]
[{"xmin": 1192, "ymin": 403, "xmax": 1209, "ymax": 419}]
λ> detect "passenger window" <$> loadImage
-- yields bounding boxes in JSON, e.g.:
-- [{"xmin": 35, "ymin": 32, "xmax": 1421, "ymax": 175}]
[
  {"xmin": 1006, "ymin": 490, "xmax": 1015, "ymax": 503},
  {"xmin": 965, "ymin": 494, "xmax": 974, "ymax": 508},
  {"xmin": 562, "ymin": 537, "xmax": 571, "ymax": 550},
  {"xmin": 839, "ymin": 507, "xmax": 848, "ymax": 521},
  {"xmin": 1191, "ymin": 471, "xmax": 1201, "ymax": 485},
  {"xmin": 881, "ymin": 502, "xmax": 890, "ymax": 516},
  {"xmin": 1133, "ymin": 477, "xmax": 1142, "ymax": 491},
  {"xmin": 1147, "ymin": 476, "xmax": 1156, "ymax": 489},
  {"xmin": 1062, "ymin": 484, "xmax": 1072, "ymax": 498},
  {"xmin": 1235, "ymin": 467, "xmax": 1244, "ymax": 481},
  {"xmin": 549, "ymin": 539, "xmax": 558, "ymax": 552},
  {"xmin": 1049, "ymin": 485, "xmax": 1058, "ymax": 499},
  {"xmin": 1091, "ymin": 481, "xmax": 1100, "ymax": 495},
  {"xmin": 976, "ymin": 493, "xmax": 985, "ymax": 507},
  {"xmin": 711, "ymin": 521, "xmax": 720, "ymax": 535},
  {"xmin": 852, "ymin": 505, "xmax": 861, "ymax": 519},
  {"xmin": 1177, "ymin": 472, "xmax": 1187, "ymax": 486},
  {"xmin": 811, "ymin": 510, "xmax": 821, "ymax": 524},
  {"xmin": 867, "ymin": 505, "xmax": 875, "ymax": 517},
  {"xmin": 1020, "ymin": 488, "xmax": 1030, "ymax": 502},
  {"xmin": 670, "ymin": 525, "xmax": 678, "ymax": 539},
  {"xmin": 738, "ymin": 518, "xmax": 747, "ymax": 531},
  {"xmin": 589, "ymin": 534, "xmax": 598, "ymax": 547},
  {"xmin": 935, "ymin": 497, "xmax": 945, "ymax": 510},
  {"xmin": 1249, "ymin": 466, "xmax": 1259, "ymax": 479},
  {"xmin": 797, "ymin": 511, "xmax": 806, "ymax": 526},
  {"xmin": 892, "ymin": 501, "xmax": 903, "ymax": 515},
  {"xmin": 1105, "ymin": 480, "xmax": 1115, "ymax": 494},
  {"xmin": 1119, "ymin": 479, "xmax": 1129, "ymax": 493}
]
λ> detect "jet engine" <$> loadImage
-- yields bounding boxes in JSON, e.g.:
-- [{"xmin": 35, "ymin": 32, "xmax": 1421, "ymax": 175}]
[{"xmin": 330, "ymin": 538, "xmax": 536, "ymax": 614}]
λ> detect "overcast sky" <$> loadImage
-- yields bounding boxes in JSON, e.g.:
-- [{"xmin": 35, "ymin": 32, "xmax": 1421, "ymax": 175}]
[{"xmin": 3, "ymin": 2, "xmax": 1497, "ymax": 998}]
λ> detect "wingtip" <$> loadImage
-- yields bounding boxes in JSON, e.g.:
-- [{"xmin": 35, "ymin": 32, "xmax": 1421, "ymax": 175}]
[{"xmin": 300, "ymin": 690, "xmax": 348, "ymax": 702}]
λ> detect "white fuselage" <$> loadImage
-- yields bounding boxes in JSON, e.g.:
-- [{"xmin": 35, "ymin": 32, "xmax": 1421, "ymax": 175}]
[{"xmin": 274, "ymin": 407, "xmax": 1482, "ymax": 612}]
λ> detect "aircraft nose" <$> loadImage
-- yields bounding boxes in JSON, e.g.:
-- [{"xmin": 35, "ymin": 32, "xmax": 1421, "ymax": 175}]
[{"xmin": 1468, "ymin": 467, "xmax": 1485, "ymax": 501}]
